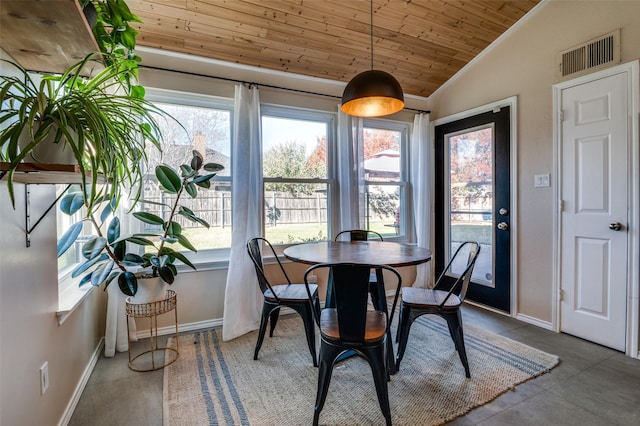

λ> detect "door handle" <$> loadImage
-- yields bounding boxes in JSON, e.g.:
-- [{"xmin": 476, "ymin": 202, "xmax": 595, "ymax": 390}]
[
  {"xmin": 497, "ymin": 222, "xmax": 509, "ymax": 231},
  {"xmin": 609, "ymin": 222, "xmax": 624, "ymax": 231}
]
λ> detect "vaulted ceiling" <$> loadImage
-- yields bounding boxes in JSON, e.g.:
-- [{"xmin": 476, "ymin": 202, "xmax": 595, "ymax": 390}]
[{"xmin": 128, "ymin": 0, "xmax": 541, "ymax": 99}]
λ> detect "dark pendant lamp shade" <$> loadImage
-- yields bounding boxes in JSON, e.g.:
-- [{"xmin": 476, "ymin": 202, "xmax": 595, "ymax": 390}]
[{"xmin": 341, "ymin": 69, "xmax": 405, "ymax": 117}]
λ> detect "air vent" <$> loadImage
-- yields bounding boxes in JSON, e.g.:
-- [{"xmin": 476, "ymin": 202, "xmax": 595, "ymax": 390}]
[{"xmin": 558, "ymin": 29, "xmax": 620, "ymax": 78}]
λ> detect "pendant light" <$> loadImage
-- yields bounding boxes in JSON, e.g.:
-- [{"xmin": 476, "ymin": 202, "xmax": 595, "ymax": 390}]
[{"xmin": 341, "ymin": 0, "xmax": 404, "ymax": 117}]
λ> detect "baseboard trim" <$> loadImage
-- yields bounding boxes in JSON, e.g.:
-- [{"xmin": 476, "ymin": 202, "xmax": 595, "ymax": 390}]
[
  {"xmin": 515, "ymin": 313, "xmax": 554, "ymax": 330},
  {"xmin": 59, "ymin": 337, "xmax": 105, "ymax": 426}
]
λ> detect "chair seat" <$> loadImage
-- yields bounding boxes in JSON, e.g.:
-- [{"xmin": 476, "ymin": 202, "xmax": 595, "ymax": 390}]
[
  {"xmin": 319, "ymin": 308, "xmax": 387, "ymax": 342},
  {"xmin": 401, "ymin": 287, "xmax": 462, "ymax": 309},
  {"xmin": 264, "ymin": 283, "xmax": 317, "ymax": 302}
]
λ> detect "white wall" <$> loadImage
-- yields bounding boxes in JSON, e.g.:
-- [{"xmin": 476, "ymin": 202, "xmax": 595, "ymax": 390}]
[
  {"xmin": 0, "ymin": 181, "xmax": 106, "ymax": 426},
  {"xmin": 427, "ymin": 0, "xmax": 640, "ymax": 322}
]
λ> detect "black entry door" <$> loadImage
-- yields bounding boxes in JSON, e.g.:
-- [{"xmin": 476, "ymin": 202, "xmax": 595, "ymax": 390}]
[{"xmin": 434, "ymin": 107, "xmax": 511, "ymax": 312}]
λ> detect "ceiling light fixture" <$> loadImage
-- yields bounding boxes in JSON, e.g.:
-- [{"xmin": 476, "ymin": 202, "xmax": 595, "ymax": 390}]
[{"xmin": 341, "ymin": 0, "xmax": 404, "ymax": 117}]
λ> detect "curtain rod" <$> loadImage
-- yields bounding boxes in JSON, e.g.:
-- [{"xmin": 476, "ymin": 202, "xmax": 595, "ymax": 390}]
[{"xmin": 140, "ymin": 65, "xmax": 430, "ymax": 115}]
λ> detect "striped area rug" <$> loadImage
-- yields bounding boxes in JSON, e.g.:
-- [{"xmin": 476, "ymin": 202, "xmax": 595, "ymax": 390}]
[{"xmin": 163, "ymin": 315, "xmax": 558, "ymax": 426}]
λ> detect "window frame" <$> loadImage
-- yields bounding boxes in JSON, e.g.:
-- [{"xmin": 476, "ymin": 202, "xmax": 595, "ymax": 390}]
[
  {"xmin": 142, "ymin": 88, "xmax": 235, "ymax": 266},
  {"xmin": 361, "ymin": 118, "xmax": 411, "ymax": 242},
  {"xmin": 260, "ymin": 104, "xmax": 337, "ymax": 246}
]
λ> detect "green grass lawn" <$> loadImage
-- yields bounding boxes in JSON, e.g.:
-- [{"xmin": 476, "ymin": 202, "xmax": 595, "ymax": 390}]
[{"xmin": 166, "ymin": 221, "xmax": 491, "ymax": 251}]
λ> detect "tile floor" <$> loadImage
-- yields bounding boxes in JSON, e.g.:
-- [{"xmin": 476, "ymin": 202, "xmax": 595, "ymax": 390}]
[{"xmin": 68, "ymin": 304, "xmax": 640, "ymax": 425}]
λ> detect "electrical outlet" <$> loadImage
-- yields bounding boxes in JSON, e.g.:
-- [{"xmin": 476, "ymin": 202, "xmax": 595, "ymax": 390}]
[
  {"xmin": 40, "ymin": 362, "xmax": 49, "ymax": 395},
  {"xmin": 534, "ymin": 173, "xmax": 550, "ymax": 188}
]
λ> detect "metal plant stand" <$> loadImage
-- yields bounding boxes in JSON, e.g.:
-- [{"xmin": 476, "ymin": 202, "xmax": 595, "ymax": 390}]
[{"xmin": 125, "ymin": 290, "xmax": 179, "ymax": 372}]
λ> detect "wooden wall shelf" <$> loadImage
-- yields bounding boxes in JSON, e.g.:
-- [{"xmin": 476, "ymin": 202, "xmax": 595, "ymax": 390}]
[
  {"xmin": 0, "ymin": 0, "xmax": 99, "ymax": 74},
  {"xmin": 0, "ymin": 162, "xmax": 88, "ymax": 184}
]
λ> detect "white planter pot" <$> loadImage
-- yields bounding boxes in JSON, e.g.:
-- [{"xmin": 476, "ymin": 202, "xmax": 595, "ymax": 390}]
[
  {"xmin": 18, "ymin": 125, "xmax": 77, "ymax": 165},
  {"xmin": 129, "ymin": 276, "xmax": 168, "ymax": 304}
]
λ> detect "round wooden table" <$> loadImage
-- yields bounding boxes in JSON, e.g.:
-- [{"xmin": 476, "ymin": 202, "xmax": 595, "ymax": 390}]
[
  {"xmin": 283, "ymin": 241, "xmax": 432, "ymax": 267},
  {"xmin": 284, "ymin": 240, "xmax": 432, "ymax": 375}
]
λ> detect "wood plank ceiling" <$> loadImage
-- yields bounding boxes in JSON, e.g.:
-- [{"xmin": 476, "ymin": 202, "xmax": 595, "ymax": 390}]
[{"xmin": 128, "ymin": 0, "xmax": 541, "ymax": 98}]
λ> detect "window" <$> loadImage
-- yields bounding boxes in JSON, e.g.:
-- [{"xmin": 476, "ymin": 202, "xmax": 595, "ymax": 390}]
[
  {"xmin": 261, "ymin": 106, "xmax": 335, "ymax": 244},
  {"xmin": 145, "ymin": 89, "xmax": 233, "ymax": 256},
  {"xmin": 361, "ymin": 119, "xmax": 409, "ymax": 240}
]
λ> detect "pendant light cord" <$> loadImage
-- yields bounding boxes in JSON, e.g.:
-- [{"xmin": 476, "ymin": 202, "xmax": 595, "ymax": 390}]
[{"xmin": 370, "ymin": 0, "xmax": 374, "ymax": 70}]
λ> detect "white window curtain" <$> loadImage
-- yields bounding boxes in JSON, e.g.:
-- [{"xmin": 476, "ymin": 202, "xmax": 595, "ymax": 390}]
[
  {"xmin": 410, "ymin": 112, "xmax": 432, "ymax": 287},
  {"xmin": 336, "ymin": 108, "xmax": 361, "ymax": 231},
  {"xmin": 222, "ymin": 84, "xmax": 263, "ymax": 341},
  {"xmin": 104, "ymin": 196, "xmax": 142, "ymax": 357}
]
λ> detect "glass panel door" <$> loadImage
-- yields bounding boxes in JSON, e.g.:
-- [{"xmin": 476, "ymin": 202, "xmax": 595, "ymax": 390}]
[{"xmin": 447, "ymin": 126, "xmax": 494, "ymax": 286}]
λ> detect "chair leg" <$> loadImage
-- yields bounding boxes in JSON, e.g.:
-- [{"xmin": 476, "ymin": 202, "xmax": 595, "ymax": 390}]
[
  {"xmin": 313, "ymin": 342, "xmax": 341, "ymax": 426},
  {"xmin": 254, "ymin": 303, "xmax": 271, "ymax": 360},
  {"xmin": 293, "ymin": 302, "xmax": 318, "ymax": 367},
  {"xmin": 363, "ymin": 344, "xmax": 392, "ymax": 426},
  {"xmin": 395, "ymin": 303, "xmax": 415, "ymax": 371},
  {"xmin": 395, "ymin": 302, "xmax": 403, "ymax": 343},
  {"xmin": 442, "ymin": 310, "xmax": 471, "ymax": 378},
  {"xmin": 269, "ymin": 308, "xmax": 280, "ymax": 337}
]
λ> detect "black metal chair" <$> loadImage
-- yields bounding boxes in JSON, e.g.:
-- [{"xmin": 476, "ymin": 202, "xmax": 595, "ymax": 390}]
[
  {"xmin": 334, "ymin": 229, "xmax": 383, "ymax": 242},
  {"xmin": 334, "ymin": 229, "xmax": 383, "ymax": 305},
  {"xmin": 246, "ymin": 237, "xmax": 320, "ymax": 367},
  {"xmin": 395, "ymin": 241, "xmax": 481, "ymax": 378},
  {"xmin": 304, "ymin": 262, "xmax": 402, "ymax": 426}
]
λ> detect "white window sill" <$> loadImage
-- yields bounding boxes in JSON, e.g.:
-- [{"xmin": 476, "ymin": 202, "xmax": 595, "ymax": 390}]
[{"xmin": 57, "ymin": 280, "xmax": 95, "ymax": 325}]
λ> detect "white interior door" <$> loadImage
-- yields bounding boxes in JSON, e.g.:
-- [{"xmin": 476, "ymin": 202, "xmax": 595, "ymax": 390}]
[{"xmin": 560, "ymin": 72, "xmax": 629, "ymax": 351}]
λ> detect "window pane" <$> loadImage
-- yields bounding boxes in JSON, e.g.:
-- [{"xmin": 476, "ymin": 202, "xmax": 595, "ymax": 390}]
[
  {"xmin": 365, "ymin": 184, "xmax": 401, "ymax": 238},
  {"xmin": 448, "ymin": 126, "xmax": 493, "ymax": 285},
  {"xmin": 146, "ymin": 101, "xmax": 232, "ymax": 251},
  {"xmin": 264, "ymin": 183, "xmax": 328, "ymax": 244},
  {"xmin": 361, "ymin": 124, "xmax": 405, "ymax": 237},
  {"xmin": 363, "ymin": 128, "xmax": 400, "ymax": 183},
  {"xmin": 262, "ymin": 114, "xmax": 330, "ymax": 244},
  {"xmin": 262, "ymin": 116, "xmax": 327, "ymax": 179}
]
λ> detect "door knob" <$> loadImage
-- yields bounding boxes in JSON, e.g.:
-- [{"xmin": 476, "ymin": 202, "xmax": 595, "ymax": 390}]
[
  {"xmin": 499, "ymin": 208, "xmax": 509, "ymax": 216},
  {"xmin": 609, "ymin": 222, "xmax": 623, "ymax": 231},
  {"xmin": 497, "ymin": 222, "xmax": 509, "ymax": 231}
]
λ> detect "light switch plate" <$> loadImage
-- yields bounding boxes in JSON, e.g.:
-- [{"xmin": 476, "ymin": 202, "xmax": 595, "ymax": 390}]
[{"xmin": 534, "ymin": 174, "xmax": 550, "ymax": 188}]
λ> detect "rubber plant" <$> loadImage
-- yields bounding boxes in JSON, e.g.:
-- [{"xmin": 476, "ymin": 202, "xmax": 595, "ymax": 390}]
[{"xmin": 56, "ymin": 150, "xmax": 224, "ymax": 296}]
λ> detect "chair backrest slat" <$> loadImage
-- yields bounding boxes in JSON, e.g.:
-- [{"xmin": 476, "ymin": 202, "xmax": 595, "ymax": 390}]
[
  {"xmin": 332, "ymin": 264, "xmax": 371, "ymax": 343},
  {"xmin": 434, "ymin": 241, "xmax": 481, "ymax": 306},
  {"xmin": 246, "ymin": 237, "xmax": 293, "ymax": 301},
  {"xmin": 304, "ymin": 262, "xmax": 402, "ymax": 344},
  {"xmin": 334, "ymin": 229, "xmax": 383, "ymax": 242}
]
